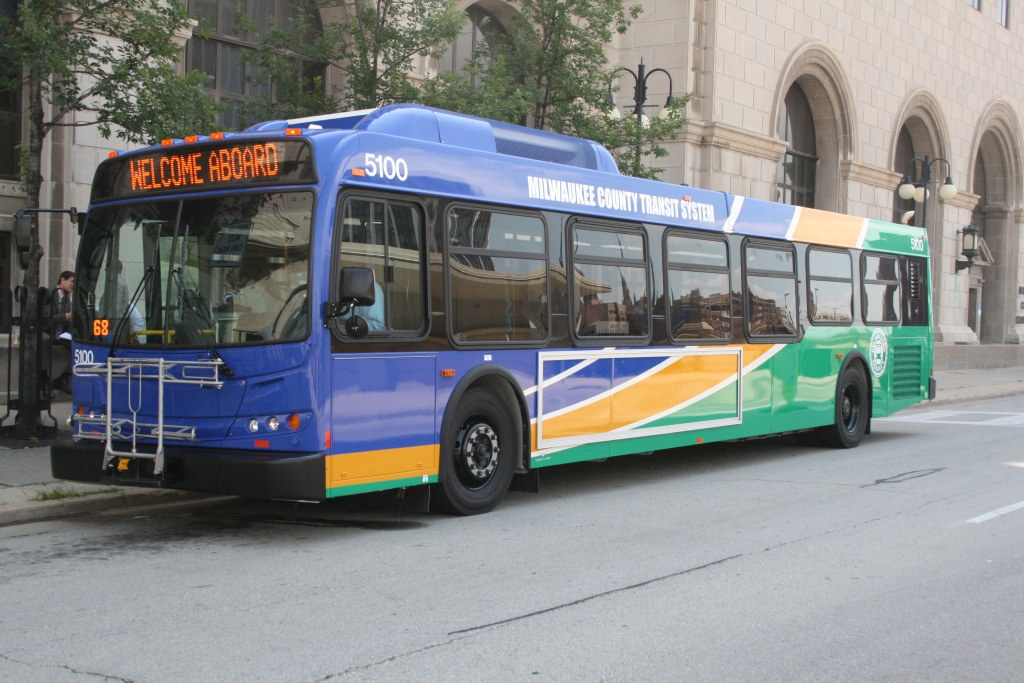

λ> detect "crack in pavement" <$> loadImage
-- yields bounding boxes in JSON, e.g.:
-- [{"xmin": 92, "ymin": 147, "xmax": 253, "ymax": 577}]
[
  {"xmin": 308, "ymin": 488, "xmax": 982, "ymax": 681},
  {"xmin": 308, "ymin": 554, "xmax": 744, "ymax": 682},
  {"xmin": 0, "ymin": 652, "xmax": 135, "ymax": 682}
]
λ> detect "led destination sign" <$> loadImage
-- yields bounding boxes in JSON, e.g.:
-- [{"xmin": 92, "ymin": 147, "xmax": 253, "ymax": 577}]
[{"xmin": 91, "ymin": 139, "xmax": 316, "ymax": 201}]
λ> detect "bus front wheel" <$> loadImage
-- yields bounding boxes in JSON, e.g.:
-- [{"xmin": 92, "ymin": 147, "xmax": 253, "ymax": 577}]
[
  {"xmin": 435, "ymin": 388, "xmax": 516, "ymax": 515},
  {"xmin": 816, "ymin": 365, "xmax": 869, "ymax": 448}
]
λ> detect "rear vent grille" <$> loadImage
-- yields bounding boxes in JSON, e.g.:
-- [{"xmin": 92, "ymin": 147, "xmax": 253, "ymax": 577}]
[
  {"xmin": 892, "ymin": 345, "xmax": 922, "ymax": 400},
  {"xmin": 908, "ymin": 260, "xmax": 921, "ymax": 300}
]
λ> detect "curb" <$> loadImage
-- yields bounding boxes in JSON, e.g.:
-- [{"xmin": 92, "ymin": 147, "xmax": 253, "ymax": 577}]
[
  {"xmin": 908, "ymin": 384, "xmax": 1024, "ymax": 410},
  {"xmin": 0, "ymin": 488, "xmax": 213, "ymax": 526}
]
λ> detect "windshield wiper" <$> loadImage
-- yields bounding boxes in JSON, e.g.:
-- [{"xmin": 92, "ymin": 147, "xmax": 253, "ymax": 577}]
[
  {"xmin": 170, "ymin": 265, "xmax": 234, "ymax": 377},
  {"xmin": 108, "ymin": 264, "xmax": 154, "ymax": 359}
]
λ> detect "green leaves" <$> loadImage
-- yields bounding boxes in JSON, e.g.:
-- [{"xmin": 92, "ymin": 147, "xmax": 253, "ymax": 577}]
[
  {"xmin": 420, "ymin": 0, "xmax": 689, "ymax": 179},
  {"xmin": 1, "ymin": 0, "xmax": 218, "ymax": 145}
]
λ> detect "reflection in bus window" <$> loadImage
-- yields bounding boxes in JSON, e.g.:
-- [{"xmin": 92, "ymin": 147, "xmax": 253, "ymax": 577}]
[
  {"xmin": 572, "ymin": 225, "xmax": 648, "ymax": 339},
  {"xmin": 665, "ymin": 234, "xmax": 731, "ymax": 341},
  {"xmin": 808, "ymin": 248, "xmax": 853, "ymax": 324},
  {"xmin": 448, "ymin": 208, "xmax": 548, "ymax": 343},
  {"xmin": 745, "ymin": 244, "xmax": 798, "ymax": 337},
  {"xmin": 338, "ymin": 198, "xmax": 425, "ymax": 333},
  {"xmin": 74, "ymin": 192, "xmax": 312, "ymax": 346},
  {"xmin": 862, "ymin": 253, "xmax": 900, "ymax": 324}
]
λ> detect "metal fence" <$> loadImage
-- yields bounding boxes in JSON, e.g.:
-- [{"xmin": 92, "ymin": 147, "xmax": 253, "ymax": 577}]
[{"xmin": 0, "ymin": 285, "xmax": 61, "ymax": 431}]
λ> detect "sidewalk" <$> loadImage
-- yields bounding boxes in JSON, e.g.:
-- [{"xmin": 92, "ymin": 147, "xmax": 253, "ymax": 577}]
[
  {"xmin": 0, "ymin": 400, "xmax": 207, "ymax": 526},
  {"xmin": 1, "ymin": 366, "xmax": 1022, "ymax": 526}
]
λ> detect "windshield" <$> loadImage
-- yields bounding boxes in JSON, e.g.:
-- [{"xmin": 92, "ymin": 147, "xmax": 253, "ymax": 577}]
[{"xmin": 74, "ymin": 191, "xmax": 313, "ymax": 347}]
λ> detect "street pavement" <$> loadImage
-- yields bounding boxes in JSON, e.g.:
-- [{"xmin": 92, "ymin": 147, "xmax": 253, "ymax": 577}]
[{"xmin": 0, "ymin": 386, "xmax": 1023, "ymax": 681}]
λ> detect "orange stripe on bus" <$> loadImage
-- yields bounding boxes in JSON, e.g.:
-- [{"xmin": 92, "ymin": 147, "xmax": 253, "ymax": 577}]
[
  {"xmin": 325, "ymin": 444, "xmax": 439, "ymax": 488},
  {"xmin": 790, "ymin": 207, "xmax": 865, "ymax": 249}
]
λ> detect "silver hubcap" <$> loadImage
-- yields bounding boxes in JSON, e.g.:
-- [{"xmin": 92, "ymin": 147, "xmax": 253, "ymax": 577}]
[{"xmin": 455, "ymin": 422, "xmax": 499, "ymax": 487}]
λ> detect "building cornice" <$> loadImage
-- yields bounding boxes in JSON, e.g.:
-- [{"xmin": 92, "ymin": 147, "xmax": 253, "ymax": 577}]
[
  {"xmin": 944, "ymin": 190, "xmax": 980, "ymax": 211},
  {"xmin": 839, "ymin": 161, "xmax": 901, "ymax": 189},
  {"xmin": 681, "ymin": 121, "xmax": 788, "ymax": 161}
]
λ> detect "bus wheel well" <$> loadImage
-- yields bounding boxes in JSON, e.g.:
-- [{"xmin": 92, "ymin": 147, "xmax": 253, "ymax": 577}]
[{"xmin": 441, "ymin": 368, "xmax": 530, "ymax": 477}]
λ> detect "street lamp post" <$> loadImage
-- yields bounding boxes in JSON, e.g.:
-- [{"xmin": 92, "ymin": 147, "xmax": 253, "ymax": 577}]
[
  {"xmin": 897, "ymin": 155, "xmax": 958, "ymax": 236},
  {"xmin": 606, "ymin": 59, "xmax": 675, "ymax": 125}
]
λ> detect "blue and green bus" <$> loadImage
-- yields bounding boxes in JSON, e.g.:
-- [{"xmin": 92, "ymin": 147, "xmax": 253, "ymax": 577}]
[{"xmin": 51, "ymin": 104, "xmax": 934, "ymax": 514}]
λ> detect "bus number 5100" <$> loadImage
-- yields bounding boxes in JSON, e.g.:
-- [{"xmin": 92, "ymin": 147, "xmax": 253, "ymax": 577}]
[{"xmin": 364, "ymin": 153, "xmax": 408, "ymax": 181}]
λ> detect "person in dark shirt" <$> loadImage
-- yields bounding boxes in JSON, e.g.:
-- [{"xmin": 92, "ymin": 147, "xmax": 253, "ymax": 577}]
[{"xmin": 50, "ymin": 271, "xmax": 74, "ymax": 393}]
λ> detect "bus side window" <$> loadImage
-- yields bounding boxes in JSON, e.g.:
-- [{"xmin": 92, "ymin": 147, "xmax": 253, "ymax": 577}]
[
  {"xmin": 447, "ymin": 206, "xmax": 549, "ymax": 344},
  {"xmin": 806, "ymin": 248, "xmax": 853, "ymax": 325},
  {"xmin": 337, "ymin": 197, "xmax": 425, "ymax": 335},
  {"xmin": 570, "ymin": 223, "xmax": 649, "ymax": 341},
  {"xmin": 861, "ymin": 253, "xmax": 901, "ymax": 325},
  {"xmin": 904, "ymin": 256, "xmax": 928, "ymax": 325},
  {"xmin": 664, "ymin": 232, "xmax": 731, "ymax": 342},
  {"xmin": 743, "ymin": 242, "xmax": 799, "ymax": 339}
]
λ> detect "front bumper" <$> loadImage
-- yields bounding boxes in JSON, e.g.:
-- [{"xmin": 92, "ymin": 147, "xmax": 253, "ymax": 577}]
[{"xmin": 50, "ymin": 440, "xmax": 326, "ymax": 501}]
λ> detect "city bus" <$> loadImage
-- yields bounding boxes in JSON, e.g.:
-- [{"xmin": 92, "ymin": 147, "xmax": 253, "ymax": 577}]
[{"xmin": 51, "ymin": 103, "xmax": 935, "ymax": 515}]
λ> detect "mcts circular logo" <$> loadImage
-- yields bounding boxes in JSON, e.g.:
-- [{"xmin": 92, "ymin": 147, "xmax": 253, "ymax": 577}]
[{"xmin": 869, "ymin": 328, "xmax": 888, "ymax": 377}]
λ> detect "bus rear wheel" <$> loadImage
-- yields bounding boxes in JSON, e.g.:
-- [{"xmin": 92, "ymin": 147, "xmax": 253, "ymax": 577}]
[
  {"xmin": 435, "ymin": 388, "xmax": 516, "ymax": 515},
  {"xmin": 816, "ymin": 365, "xmax": 868, "ymax": 449}
]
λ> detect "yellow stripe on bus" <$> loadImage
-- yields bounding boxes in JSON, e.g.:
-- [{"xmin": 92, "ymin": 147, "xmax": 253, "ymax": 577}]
[
  {"xmin": 325, "ymin": 444, "xmax": 439, "ymax": 488},
  {"xmin": 539, "ymin": 344, "xmax": 777, "ymax": 442}
]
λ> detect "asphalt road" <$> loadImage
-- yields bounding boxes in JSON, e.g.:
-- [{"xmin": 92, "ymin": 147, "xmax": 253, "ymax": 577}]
[{"xmin": 2, "ymin": 395, "xmax": 1023, "ymax": 683}]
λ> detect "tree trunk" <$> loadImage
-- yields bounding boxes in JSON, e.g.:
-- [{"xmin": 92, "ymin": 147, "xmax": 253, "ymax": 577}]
[{"xmin": 15, "ymin": 67, "xmax": 46, "ymax": 438}]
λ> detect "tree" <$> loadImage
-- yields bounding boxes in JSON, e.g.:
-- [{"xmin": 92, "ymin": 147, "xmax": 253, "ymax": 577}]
[
  {"xmin": 420, "ymin": 0, "xmax": 690, "ymax": 179},
  {"xmin": 238, "ymin": 0, "xmax": 465, "ymax": 121},
  {"xmin": 0, "ymin": 0, "xmax": 218, "ymax": 436}
]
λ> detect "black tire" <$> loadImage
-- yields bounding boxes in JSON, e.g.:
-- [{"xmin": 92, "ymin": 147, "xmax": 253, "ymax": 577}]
[
  {"xmin": 816, "ymin": 365, "xmax": 869, "ymax": 448},
  {"xmin": 434, "ymin": 388, "xmax": 517, "ymax": 515}
]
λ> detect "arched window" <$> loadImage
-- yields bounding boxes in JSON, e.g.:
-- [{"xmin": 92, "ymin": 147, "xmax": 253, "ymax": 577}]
[
  {"xmin": 776, "ymin": 84, "xmax": 817, "ymax": 208},
  {"xmin": 187, "ymin": 0, "xmax": 321, "ymax": 130},
  {"xmin": 892, "ymin": 126, "xmax": 918, "ymax": 225},
  {"xmin": 438, "ymin": 3, "xmax": 505, "ymax": 85}
]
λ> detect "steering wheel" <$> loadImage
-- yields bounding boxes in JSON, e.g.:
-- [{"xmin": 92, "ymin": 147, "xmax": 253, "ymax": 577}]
[{"xmin": 272, "ymin": 284, "xmax": 308, "ymax": 338}]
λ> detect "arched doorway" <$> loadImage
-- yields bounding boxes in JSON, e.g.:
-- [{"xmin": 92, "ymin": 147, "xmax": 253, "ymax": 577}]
[{"xmin": 971, "ymin": 129, "xmax": 1017, "ymax": 343}]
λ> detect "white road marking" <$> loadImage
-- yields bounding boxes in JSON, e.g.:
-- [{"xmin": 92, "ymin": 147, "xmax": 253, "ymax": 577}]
[
  {"xmin": 880, "ymin": 411, "xmax": 1024, "ymax": 427},
  {"xmin": 967, "ymin": 500, "xmax": 1024, "ymax": 524},
  {"xmin": 1005, "ymin": 462, "xmax": 1024, "ymax": 469}
]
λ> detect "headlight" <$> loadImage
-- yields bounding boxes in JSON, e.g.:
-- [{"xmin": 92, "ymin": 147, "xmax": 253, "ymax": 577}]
[
  {"xmin": 267, "ymin": 416, "xmax": 280, "ymax": 431},
  {"xmin": 247, "ymin": 418, "xmax": 259, "ymax": 433}
]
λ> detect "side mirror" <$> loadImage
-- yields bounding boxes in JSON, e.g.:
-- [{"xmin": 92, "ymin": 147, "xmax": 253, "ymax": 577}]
[{"xmin": 339, "ymin": 267, "xmax": 376, "ymax": 306}]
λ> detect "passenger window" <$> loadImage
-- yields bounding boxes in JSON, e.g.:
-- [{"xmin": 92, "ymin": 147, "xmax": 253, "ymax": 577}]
[
  {"xmin": 744, "ymin": 243, "xmax": 798, "ymax": 338},
  {"xmin": 338, "ymin": 197, "xmax": 425, "ymax": 334},
  {"xmin": 447, "ymin": 207, "xmax": 548, "ymax": 343},
  {"xmin": 571, "ymin": 223, "xmax": 649, "ymax": 339},
  {"xmin": 664, "ymin": 233, "xmax": 731, "ymax": 341},
  {"xmin": 861, "ymin": 253, "xmax": 901, "ymax": 324},
  {"xmin": 807, "ymin": 248, "xmax": 853, "ymax": 324}
]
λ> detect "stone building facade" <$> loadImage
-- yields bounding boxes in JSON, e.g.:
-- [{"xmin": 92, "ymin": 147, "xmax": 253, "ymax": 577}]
[
  {"xmin": 607, "ymin": 0, "xmax": 1024, "ymax": 367},
  {"xmin": 4, "ymin": 0, "xmax": 1024, "ymax": 367}
]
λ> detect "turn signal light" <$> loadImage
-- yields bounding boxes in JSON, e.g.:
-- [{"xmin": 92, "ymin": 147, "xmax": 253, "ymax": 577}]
[
  {"xmin": 77, "ymin": 405, "xmax": 85, "ymax": 415},
  {"xmin": 287, "ymin": 413, "xmax": 300, "ymax": 430},
  {"xmin": 210, "ymin": 132, "xmax": 224, "ymax": 141},
  {"xmin": 285, "ymin": 128, "xmax": 302, "ymax": 136},
  {"xmin": 441, "ymin": 368, "xmax": 456, "ymax": 378}
]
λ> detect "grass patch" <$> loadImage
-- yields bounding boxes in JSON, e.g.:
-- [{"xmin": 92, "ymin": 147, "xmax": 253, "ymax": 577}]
[{"xmin": 31, "ymin": 486, "xmax": 119, "ymax": 502}]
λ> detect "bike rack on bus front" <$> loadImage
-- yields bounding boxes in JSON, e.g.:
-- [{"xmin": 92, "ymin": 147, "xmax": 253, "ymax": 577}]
[{"xmin": 73, "ymin": 357, "xmax": 225, "ymax": 476}]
